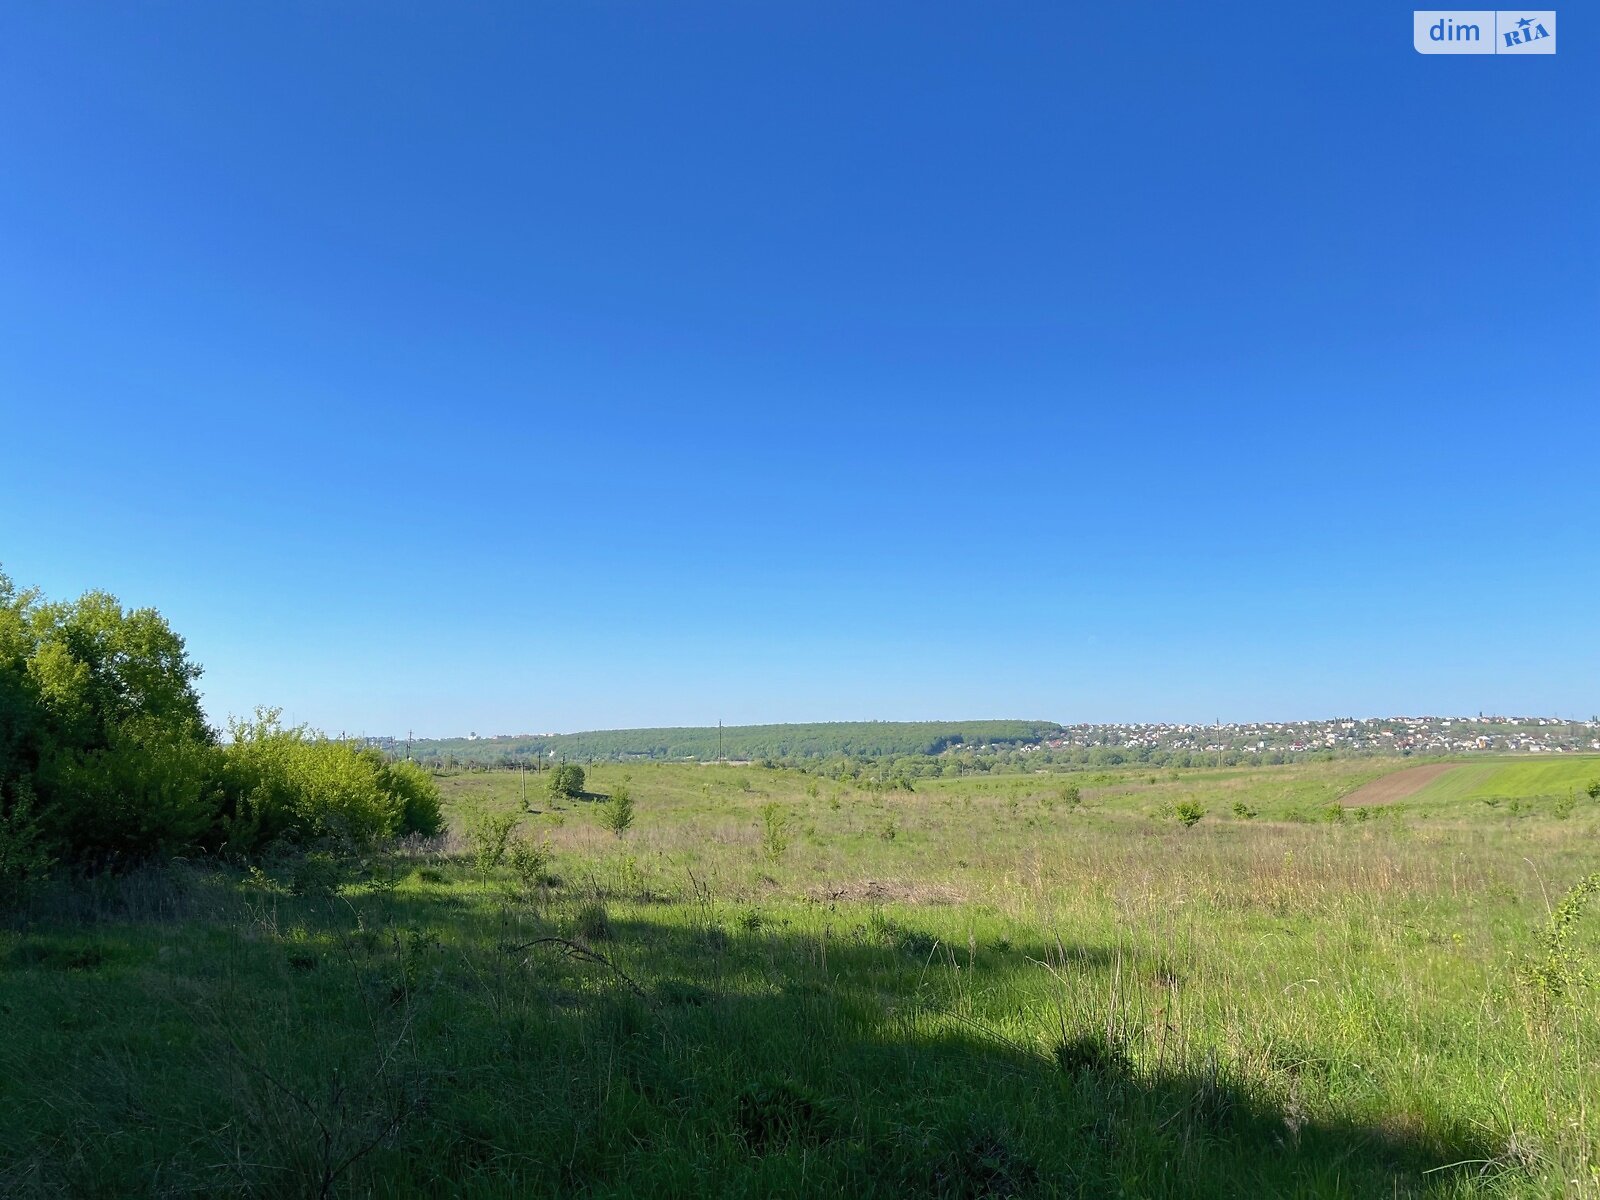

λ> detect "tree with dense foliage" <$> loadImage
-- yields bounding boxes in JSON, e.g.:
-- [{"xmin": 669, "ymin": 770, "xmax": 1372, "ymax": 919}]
[
  {"xmin": 0, "ymin": 570, "xmax": 216, "ymax": 863},
  {"xmin": 598, "ymin": 783, "xmax": 634, "ymax": 837},
  {"xmin": 547, "ymin": 763, "xmax": 586, "ymax": 799},
  {"xmin": 0, "ymin": 569, "xmax": 443, "ymax": 881}
]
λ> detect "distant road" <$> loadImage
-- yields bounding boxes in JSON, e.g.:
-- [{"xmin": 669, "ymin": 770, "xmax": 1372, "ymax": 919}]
[{"xmin": 1339, "ymin": 763, "xmax": 1457, "ymax": 806}]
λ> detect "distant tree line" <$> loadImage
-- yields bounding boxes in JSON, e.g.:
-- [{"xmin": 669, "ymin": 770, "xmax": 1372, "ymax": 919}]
[
  {"xmin": 413, "ymin": 740, "xmax": 1371, "ymax": 780},
  {"xmin": 407, "ymin": 720, "xmax": 1062, "ymax": 767}
]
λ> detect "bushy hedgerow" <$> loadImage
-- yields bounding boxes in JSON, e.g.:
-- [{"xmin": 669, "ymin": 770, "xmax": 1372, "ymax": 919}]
[
  {"xmin": 217, "ymin": 711, "xmax": 444, "ymax": 853},
  {"xmin": 0, "ymin": 569, "xmax": 442, "ymax": 885}
]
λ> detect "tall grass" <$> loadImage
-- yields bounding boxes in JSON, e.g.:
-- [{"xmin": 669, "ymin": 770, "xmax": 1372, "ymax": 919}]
[{"xmin": 1, "ymin": 758, "xmax": 1596, "ymax": 1196}]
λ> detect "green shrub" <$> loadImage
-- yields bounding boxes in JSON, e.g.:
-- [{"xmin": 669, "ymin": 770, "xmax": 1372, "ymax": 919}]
[
  {"xmin": 1520, "ymin": 871, "xmax": 1600, "ymax": 1004},
  {"xmin": 508, "ymin": 833, "xmax": 553, "ymax": 889},
  {"xmin": 599, "ymin": 785, "xmax": 635, "ymax": 838},
  {"xmin": 547, "ymin": 763, "xmax": 585, "ymax": 800},
  {"xmin": 0, "ymin": 572, "xmax": 443, "ymax": 869},
  {"xmin": 43, "ymin": 718, "xmax": 219, "ymax": 863},
  {"xmin": 760, "ymin": 802, "xmax": 791, "ymax": 862},
  {"xmin": 218, "ymin": 711, "xmax": 443, "ymax": 851},
  {"xmin": 375, "ymin": 756, "xmax": 444, "ymax": 838},
  {"xmin": 288, "ymin": 850, "xmax": 345, "ymax": 898},
  {"xmin": 1175, "ymin": 801, "xmax": 1206, "ymax": 828},
  {"xmin": 468, "ymin": 812, "xmax": 519, "ymax": 874},
  {"xmin": 0, "ymin": 783, "xmax": 52, "ymax": 908}
]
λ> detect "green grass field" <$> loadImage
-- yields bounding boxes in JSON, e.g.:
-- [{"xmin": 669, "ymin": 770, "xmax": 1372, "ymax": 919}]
[
  {"xmin": 2, "ymin": 757, "xmax": 1598, "ymax": 1197},
  {"xmin": 1408, "ymin": 757, "xmax": 1600, "ymax": 807}
]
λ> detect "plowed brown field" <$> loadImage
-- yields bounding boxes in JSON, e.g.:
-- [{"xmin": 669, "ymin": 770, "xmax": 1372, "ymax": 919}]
[{"xmin": 1338, "ymin": 762, "xmax": 1457, "ymax": 806}]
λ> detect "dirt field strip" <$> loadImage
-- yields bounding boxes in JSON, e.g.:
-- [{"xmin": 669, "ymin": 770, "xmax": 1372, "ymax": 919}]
[{"xmin": 1338, "ymin": 762, "xmax": 1458, "ymax": 806}]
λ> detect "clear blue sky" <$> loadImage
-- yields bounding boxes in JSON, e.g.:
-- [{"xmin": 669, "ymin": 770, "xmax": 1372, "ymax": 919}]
[{"xmin": 2, "ymin": 3, "xmax": 1595, "ymax": 735}]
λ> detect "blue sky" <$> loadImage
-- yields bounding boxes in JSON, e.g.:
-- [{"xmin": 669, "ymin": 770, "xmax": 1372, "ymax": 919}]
[{"xmin": 2, "ymin": 3, "xmax": 1595, "ymax": 735}]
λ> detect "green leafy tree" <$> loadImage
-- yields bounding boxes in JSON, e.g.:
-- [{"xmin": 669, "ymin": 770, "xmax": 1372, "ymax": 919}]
[
  {"xmin": 0, "ymin": 570, "xmax": 218, "ymax": 864},
  {"xmin": 0, "ymin": 570, "xmax": 445, "ymax": 875},
  {"xmin": 547, "ymin": 763, "xmax": 586, "ymax": 800},
  {"xmin": 599, "ymin": 784, "xmax": 634, "ymax": 837}
]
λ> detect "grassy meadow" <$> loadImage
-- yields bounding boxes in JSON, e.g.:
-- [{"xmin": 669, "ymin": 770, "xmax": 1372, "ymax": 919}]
[
  {"xmin": 1406, "ymin": 758, "xmax": 1600, "ymax": 809},
  {"xmin": 2, "ymin": 756, "xmax": 1598, "ymax": 1197}
]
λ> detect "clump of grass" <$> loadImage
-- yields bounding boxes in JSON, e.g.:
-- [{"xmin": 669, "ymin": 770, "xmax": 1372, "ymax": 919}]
[
  {"xmin": 870, "ymin": 911, "xmax": 937, "ymax": 958},
  {"xmin": 1232, "ymin": 801, "xmax": 1257, "ymax": 819},
  {"xmin": 697, "ymin": 926, "xmax": 731, "ymax": 955},
  {"xmin": 936, "ymin": 1124, "xmax": 1039, "ymax": 1199},
  {"xmin": 289, "ymin": 850, "xmax": 345, "ymax": 898},
  {"xmin": 734, "ymin": 1078, "xmax": 837, "ymax": 1152},
  {"xmin": 7, "ymin": 940, "xmax": 108, "ymax": 971},
  {"xmin": 1052, "ymin": 1028, "xmax": 1132, "ymax": 1081},
  {"xmin": 388, "ymin": 924, "xmax": 441, "ymax": 1002},
  {"xmin": 655, "ymin": 978, "xmax": 709, "ymax": 1007},
  {"xmin": 575, "ymin": 900, "xmax": 613, "ymax": 942}
]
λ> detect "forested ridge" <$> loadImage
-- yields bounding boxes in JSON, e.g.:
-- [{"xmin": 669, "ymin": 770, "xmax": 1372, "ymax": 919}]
[{"xmin": 406, "ymin": 720, "xmax": 1062, "ymax": 765}]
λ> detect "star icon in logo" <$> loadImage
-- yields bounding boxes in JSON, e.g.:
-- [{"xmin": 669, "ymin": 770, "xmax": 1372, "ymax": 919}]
[{"xmin": 1517, "ymin": 15, "xmax": 1533, "ymax": 27}]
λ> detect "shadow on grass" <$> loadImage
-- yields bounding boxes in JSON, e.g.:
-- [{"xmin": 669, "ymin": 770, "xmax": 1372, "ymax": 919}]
[
  {"xmin": 502, "ymin": 914, "xmax": 1507, "ymax": 1197},
  {"xmin": 0, "ymin": 866, "xmax": 1518, "ymax": 1199}
]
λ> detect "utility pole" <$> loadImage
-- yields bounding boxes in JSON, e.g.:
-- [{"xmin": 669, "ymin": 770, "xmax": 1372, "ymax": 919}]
[
  {"xmin": 406, "ymin": 730, "xmax": 412, "ymax": 761},
  {"xmin": 520, "ymin": 759, "xmax": 526, "ymax": 809},
  {"xmin": 717, "ymin": 720, "xmax": 723, "ymax": 762}
]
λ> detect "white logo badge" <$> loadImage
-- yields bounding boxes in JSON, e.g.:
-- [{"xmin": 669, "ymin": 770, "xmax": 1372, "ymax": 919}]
[{"xmin": 1414, "ymin": 11, "xmax": 1555, "ymax": 53}]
